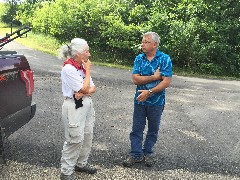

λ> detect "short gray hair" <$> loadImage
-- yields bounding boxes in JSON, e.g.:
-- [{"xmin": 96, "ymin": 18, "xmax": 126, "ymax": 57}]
[
  {"xmin": 143, "ymin": 32, "xmax": 160, "ymax": 47},
  {"xmin": 59, "ymin": 38, "xmax": 88, "ymax": 60}
]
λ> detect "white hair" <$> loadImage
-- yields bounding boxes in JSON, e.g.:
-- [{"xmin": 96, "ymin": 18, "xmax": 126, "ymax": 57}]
[
  {"xmin": 143, "ymin": 32, "xmax": 160, "ymax": 47},
  {"xmin": 58, "ymin": 38, "xmax": 88, "ymax": 60}
]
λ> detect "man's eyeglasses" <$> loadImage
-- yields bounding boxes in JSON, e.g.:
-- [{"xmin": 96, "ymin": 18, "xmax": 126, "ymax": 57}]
[{"xmin": 141, "ymin": 41, "xmax": 153, "ymax": 44}]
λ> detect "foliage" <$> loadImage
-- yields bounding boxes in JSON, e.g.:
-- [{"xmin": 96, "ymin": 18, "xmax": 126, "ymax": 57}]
[
  {"xmin": 0, "ymin": 0, "xmax": 21, "ymax": 25},
  {"xmin": 1, "ymin": 0, "xmax": 239, "ymax": 77},
  {"xmin": 149, "ymin": 0, "xmax": 240, "ymax": 77}
]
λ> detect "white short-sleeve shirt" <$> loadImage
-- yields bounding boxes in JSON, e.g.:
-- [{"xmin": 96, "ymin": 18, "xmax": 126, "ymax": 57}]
[{"xmin": 61, "ymin": 64, "xmax": 95, "ymax": 97}]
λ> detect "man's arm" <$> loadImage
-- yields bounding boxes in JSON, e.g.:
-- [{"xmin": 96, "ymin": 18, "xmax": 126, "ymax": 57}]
[
  {"xmin": 136, "ymin": 76, "xmax": 172, "ymax": 102},
  {"xmin": 132, "ymin": 67, "xmax": 161, "ymax": 85},
  {"xmin": 151, "ymin": 76, "xmax": 171, "ymax": 93}
]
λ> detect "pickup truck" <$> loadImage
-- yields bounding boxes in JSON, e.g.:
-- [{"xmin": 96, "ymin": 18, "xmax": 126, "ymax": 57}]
[{"xmin": 0, "ymin": 26, "xmax": 36, "ymax": 163}]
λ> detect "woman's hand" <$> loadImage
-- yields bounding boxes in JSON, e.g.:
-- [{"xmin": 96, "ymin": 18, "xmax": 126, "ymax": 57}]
[
  {"xmin": 74, "ymin": 92, "xmax": 84, "ymax": 100},
  {"xmin": 83, "ymin": 59, "xmax": 92, "ymax": 71}
]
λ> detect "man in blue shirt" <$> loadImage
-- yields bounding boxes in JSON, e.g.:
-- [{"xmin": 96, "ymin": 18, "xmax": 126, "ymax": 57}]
[{"xmin": 123, "ymin": 32, "xmax": 172, "ymax": 167}]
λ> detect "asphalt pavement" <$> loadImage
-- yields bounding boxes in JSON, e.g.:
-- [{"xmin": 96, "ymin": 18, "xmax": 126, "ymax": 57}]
[{"xmin": 0, "ymin": 41, "xmax": 240, "ymax": 180}]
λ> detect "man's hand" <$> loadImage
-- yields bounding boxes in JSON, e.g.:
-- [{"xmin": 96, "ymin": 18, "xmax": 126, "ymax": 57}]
[
  {"xmin": 132, "ymin": 67, "xmax": 161, "ymax": 85},
  {"xmin": 152, "ymin": 67, "xmax": 161, "ymax": 81},
  {"xmin": 137, "ymin": 90, "xmax": 150, "ymax": 102}
]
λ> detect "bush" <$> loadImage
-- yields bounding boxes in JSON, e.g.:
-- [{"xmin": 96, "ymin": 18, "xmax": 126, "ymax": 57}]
[{"xmin": 2, "ymin": 0, "xmax": 239, "ymax": 77}]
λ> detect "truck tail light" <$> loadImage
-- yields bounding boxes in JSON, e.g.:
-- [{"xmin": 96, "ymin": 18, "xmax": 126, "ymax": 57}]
[{"xmin": 20, "ymin": 70, "xmax": 34, "ymax": 96}]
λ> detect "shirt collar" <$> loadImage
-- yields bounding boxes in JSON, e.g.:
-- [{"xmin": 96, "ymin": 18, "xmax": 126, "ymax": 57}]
[{"xmin": 142, "ymin": 49, "xmax": 161, "ymax": 61}]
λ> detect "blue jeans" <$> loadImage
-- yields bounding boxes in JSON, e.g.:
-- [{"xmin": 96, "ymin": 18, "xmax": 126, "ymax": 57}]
[{"xmin": 130, "ymin": 104, "xmax": 164, "ymax": 158}]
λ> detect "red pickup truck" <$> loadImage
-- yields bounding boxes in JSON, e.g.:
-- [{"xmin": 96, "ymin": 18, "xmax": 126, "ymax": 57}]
[{"xmin": 0, "ymin": 26, "xmax": 36, "ymax": 163}]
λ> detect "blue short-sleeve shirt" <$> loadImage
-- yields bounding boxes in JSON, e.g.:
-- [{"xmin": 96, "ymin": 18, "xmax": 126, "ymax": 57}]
[{"xmin": 132, "ymin": 49, "xmax": 172, "ymax": 106}]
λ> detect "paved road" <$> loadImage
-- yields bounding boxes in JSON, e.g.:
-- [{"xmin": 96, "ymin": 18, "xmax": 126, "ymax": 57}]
[{"xmin": 0, "ymin": 41, "xmax": 240, "ymax": 179}]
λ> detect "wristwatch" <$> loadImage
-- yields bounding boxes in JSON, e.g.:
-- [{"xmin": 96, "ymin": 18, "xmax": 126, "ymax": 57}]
[{"xmin": 148, "ymin": 89, "xmax": 153, "ymax": 95}]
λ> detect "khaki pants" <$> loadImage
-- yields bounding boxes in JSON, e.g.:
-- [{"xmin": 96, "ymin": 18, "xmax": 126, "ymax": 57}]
[{"xmin": 61, "ymin": 96, "xmax": 95, "ymax": 175}]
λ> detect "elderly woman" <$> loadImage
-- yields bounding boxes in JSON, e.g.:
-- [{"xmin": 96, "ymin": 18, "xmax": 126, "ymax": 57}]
[{"xmin": 59, "ymin": 38, "xmax": 97, "ymax": 180}]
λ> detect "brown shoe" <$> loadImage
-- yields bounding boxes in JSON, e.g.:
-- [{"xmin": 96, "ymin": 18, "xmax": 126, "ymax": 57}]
[
  {"xmin": 60, "ymin": 173, "xmax": 75, "ymax": 180},
  {"xmin": 75, "ymin": 164, "xmax": 97, "ymax": 174},
  {"xmin": 144, "ymin": 155, "xmax": 154, "ymax": 167},
  {"xmin": 123, "ymin": 156, "xmax": 143, "ymax": 167}
]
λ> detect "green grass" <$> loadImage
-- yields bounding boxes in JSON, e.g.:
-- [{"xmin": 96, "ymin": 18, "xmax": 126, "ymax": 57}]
[
  {"xmin": 0, "ymin": 24, "xmax": 131, "ymax": 70},
  {"xmin": 173, "ymin": 66, "xmax": 239, "ymax": 80},
  {"xmin": 0, "ymin": 24, "xmax": 129, "ymax": 71},
  {"xmin": 0, "ymin": 25, "xmax": 61, "ymax": 56},
  {"xmin": 0, "ymin": 24, "xmax": 239, "ymax": 80}
]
